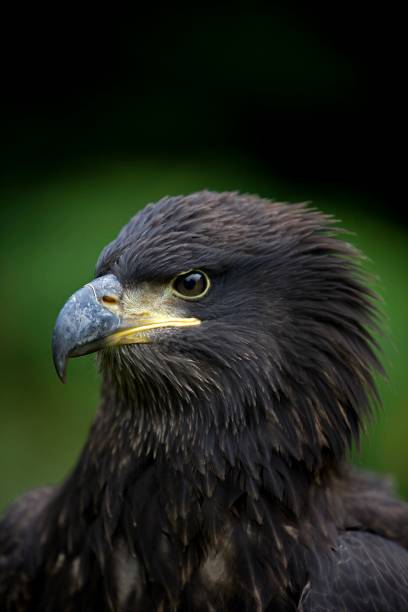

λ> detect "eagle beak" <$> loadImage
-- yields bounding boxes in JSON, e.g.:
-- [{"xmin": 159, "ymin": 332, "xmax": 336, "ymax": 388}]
[{"xmin": 52, "ymin": 274, "xmax": 200, "ymax": 382}]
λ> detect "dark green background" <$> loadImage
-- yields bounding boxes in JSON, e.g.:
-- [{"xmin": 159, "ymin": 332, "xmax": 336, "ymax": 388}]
[{"xmin": 0, "ymin": 7, "xmax": 406, "ymax": 510}]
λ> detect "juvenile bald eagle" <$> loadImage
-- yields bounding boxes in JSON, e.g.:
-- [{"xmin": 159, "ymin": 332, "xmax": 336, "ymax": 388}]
[{"xmin": 1, "ymin": 191, "xmax": 408, "ymax": 611}]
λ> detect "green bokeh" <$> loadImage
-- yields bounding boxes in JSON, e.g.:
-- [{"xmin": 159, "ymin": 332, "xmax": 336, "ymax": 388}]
[{"xmin": 0, "ymin": 158, "xmax": 407, "ymax": 511}]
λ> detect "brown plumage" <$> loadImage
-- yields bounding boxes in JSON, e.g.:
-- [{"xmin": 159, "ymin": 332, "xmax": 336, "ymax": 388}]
[{"xmin": 1, "ymin": 191, "xmax": 408, "ymax": 611}]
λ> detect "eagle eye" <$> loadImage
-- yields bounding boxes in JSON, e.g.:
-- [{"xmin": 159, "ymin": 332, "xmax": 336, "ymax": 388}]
[{"xmin": 171, "ymin": 270, "xmax": 210, "ymax": 300}]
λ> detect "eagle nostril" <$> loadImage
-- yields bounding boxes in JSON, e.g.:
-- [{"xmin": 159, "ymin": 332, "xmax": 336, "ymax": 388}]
[{"xmin": 102, "ymin": 295, "xmax": 119, "ymax": 305}]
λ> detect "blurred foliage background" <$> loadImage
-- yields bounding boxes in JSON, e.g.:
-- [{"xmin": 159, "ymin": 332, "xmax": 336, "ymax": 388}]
[{"xmin": 0, "ymin": 6, "xmax": 406, "ymax": 510}]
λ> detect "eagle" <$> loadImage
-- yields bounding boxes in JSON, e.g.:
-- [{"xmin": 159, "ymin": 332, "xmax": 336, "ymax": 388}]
[{"xmin": 1, "ymin": 191, "xmax": 408, "ymax": 611}]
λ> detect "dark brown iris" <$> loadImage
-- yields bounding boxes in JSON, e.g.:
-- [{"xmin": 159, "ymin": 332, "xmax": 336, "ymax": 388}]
[{"xmin": 172, "ymin": 270, "xmax": 210, "ymax": 299}]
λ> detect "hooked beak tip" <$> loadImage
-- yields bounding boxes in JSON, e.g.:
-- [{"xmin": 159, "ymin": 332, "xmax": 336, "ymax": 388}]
[
  {"xmin": 52, "ymin": 335, "xmax": 68, "ymax": 383},
  {"xmin": 56, "ymin": 363, "xmax": 67, "ymax": 384}
]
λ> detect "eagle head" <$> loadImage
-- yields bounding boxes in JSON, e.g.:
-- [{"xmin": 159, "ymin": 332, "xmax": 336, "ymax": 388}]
[{"xmin": 52, "ymin": 191, "xmax": 381, "ymax": 468}]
